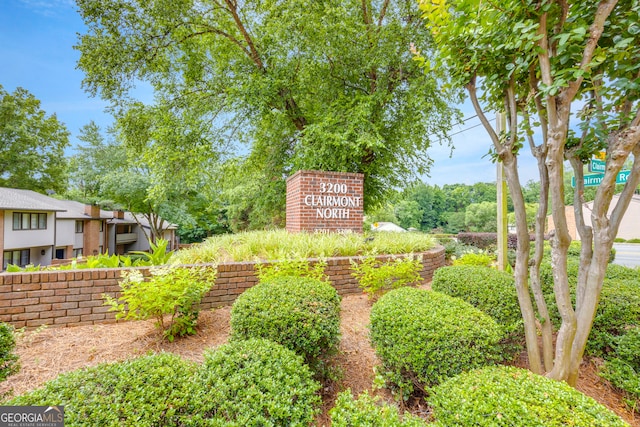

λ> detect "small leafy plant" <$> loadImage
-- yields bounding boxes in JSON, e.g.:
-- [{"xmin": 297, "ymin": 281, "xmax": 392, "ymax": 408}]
[
  {"xmin": 0, "ymin": 323, "xmax": 19, "ymax": 383},
  {"xmin": 104, "ymin": 266, "xmax": 216, "ymax": 341},
  {"xmin": 255, "ymin": 257, "xmax": 328, "ymax": 282},
  {"xmin": 351, "ymin": 255, "xmax": 423, "ymax": 300},
  {"xmin": 451, "ymin": 251, "xmax": 494, "ymax": 267}
]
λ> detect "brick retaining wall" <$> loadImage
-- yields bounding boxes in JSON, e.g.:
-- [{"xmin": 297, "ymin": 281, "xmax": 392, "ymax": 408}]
[{"xmin": 0, "ymin": 246, "xmax": 444, "ymax": 329}]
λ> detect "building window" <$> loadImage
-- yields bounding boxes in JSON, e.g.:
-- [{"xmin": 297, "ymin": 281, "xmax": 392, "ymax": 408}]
[
  {"xmin": 75, "ymin": 221, "xmax": 84, "ymax": 233},
  {"xmin": 99, "ymin": 221, "xmax": 104, "ymax": 232},
  {"xmin": 73, "ymin": 248, "xmax": 83, "ymax": 258},
  {"xmin": 12, "ymin": 213, "xmax": 47, "ymax": 230},
  {"xmin": 3, "ymin": 249, "xmax": 30, "ymax": 269},
  {"xmin": 55, "ymin": 248, "xmax": 66, "ymax": 259},
  {"xmin": 98, "ymin": 245, "xmax": 103, "ymax": 254}
]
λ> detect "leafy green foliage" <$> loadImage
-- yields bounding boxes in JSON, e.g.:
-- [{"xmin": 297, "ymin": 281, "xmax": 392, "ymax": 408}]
[
  {"xmin": 104, "ymin": 266, "xmax": 216, "ymax": 341},
  {"xmin": 8, "ymin": 353, "xmax": 196, "ymax": 426},
  {"xmin": 230, "ymin": 276, "xmax": 341, "ymax": 375},
  {"xmin": 255, "ymin": 258, "xmax": 328, "ymax": 283},
  {"xmin": 429, "ymin": 366, "xmax": 628, "ymax": 427},
  {"xmin": 186, "ymin": 338, "xmax": 321, "ymax": 426},
  {"xmin": 330, "ymin": 390, "xmax": 426, "ymax": 427},
  {"xmin": 451, "ymin": 252, "xmax": 494, "ymax": 267},
  {"xmin": 0, "ymin": 85, "xmax": 69, "ymax": 193},
  {"xmin": 0, "ymin": 323, "xmax": 19, "ymax": 383},
  {"xmin": 76, "ymin": 0, "xmax": 460, "ymax": 226},
  {"xmin": 171, "ymin": 230, "xmax": 436, "ymax": 265},
  {"xmin": 601, "ymin": 327, "xmax": 640, "ymax": 409},
  {"xmin": 351, "ymin": 255, "xmax": 423, "ymax": 300},
  {"xmin": 129, "ymin": 238, "xmax": 173, "ymax": 266},
  {"xmin": 432, "ymin": 266, "xmax": 523, "ymax": 350},
  {"xmin": 370, "ymin": 287, "xmax": 503, "ymax": 398},
  {"xmin": 540, "ymin": 260, "xmax": 640, "ymax": 357}
]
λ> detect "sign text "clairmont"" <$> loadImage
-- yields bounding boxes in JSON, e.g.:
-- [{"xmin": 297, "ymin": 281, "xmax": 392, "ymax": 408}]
[{"xmin": 304, "ymin": 193, "xmax": 362, "ymax": 219}]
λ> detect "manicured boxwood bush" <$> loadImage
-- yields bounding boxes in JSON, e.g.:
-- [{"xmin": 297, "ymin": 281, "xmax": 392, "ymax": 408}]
[
  {"xmin": 432, "ymin": 266, "xmax": 523, "ymax": 339},
  {"xmin": 428, "ymin": 365, "xmax": 628, "ymax": 426},
  {"xmin": 539, "ymin": 261, "xmax": 640, "ymax": 357},
  {"xmin": 8, "ymin": 353, "xmax": 196, "ymax": 426},
  {"xmin": 0, "ymin": 322, "xmax": 19, "ymax": 382},
  {"xmin": 370, "ymin": 287, "xmax": 504, "ymax": 398},
  {"xmin": 601, "ymin": 326, "xmax": 640, "ymax": 408},
  {"xmin": 230, "ymin": 276, "xmax": 341, "ymax": 372},
  {"xmin": 185, "ymin": 338, "xmax": 321, "ymax": 426},
  {"xmin": 330, "ymin": 390, "xmax": 426, "ymax": 427}
]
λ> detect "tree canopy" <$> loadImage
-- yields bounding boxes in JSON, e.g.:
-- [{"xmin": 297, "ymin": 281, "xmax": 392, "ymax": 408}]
[
  {"xmin": 421, "ymin": 0, "xmax": 640, "ymax": 384},
  {"xmin": 75, "ymin": 0, "xmax": 461, "ymax": 225},
  {"xmin": 0, "ymin": 85, "xmax": 69, "ymax": 194}
]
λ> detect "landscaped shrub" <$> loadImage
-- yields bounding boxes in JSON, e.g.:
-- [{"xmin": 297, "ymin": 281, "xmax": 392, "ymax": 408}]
[
  {"xmin": 8, "ymin": 353, "xmax": 196, "ymax": 426},
  {"xmin": 185, "ymin": 338, "xmax": 321, "ymax": 426},
  {"xmin": 230, "ymin": 276, "xmax": 341, "ymax": 373},
  {"xmin": 255, "ymin": 257, "xmax": 328, "ymax": 282},
  {"xmin": 428, "ymin": 365, "xmax": 628, "ymax": 426},
  {"xmin": 539, "ymin": 261, "xmax": 640, "ymax": 357},
  {"xmin": 457, "ymin": 232, "xmax": 533, "ymax": 250},
  {"xmin": 627, "ymin": 238, "xmax": 640, "ymax": 244},
  {"xmin": 330, "ymin": 390, "xmax": 426, "ymax": 427},
  {"xmin": 601, "ymin": 327, "xmax": 640, "ymax": 409},
  {"xmin": 451, "ymin": 251, "xmax": 494, "ymax": 267},
  {"xmin": 432, "ymin": 266, "xmax": 523, "ymax": 345},
  {"xmin": 587, "ymin": 278, "xmax": 640, "ymax": 356},
  {"xmin": 104, "ymin": 266, "xmax": 216, "ymax": 341},
  {"xmin": 370, "ymin": 287, "xmax": 503, "ymax": 398},
  {"xmin": 351, "ymin": 255, "xmax": 423, "ymax": 300},
  {"xmin": 442, "ymin": 239, "xmax": 481, "ymax": 262},
  {"xmin": 0, "ymin": 323, "xmax": 19, "ymax": 383}
]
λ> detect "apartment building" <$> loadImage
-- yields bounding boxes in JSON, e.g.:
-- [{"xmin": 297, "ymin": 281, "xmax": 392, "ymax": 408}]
[{"xmin": 0, "ymin": 188, "xmax": 177, "ymax": 269}]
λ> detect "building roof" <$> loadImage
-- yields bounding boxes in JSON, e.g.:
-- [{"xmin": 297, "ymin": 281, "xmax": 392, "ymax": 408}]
[
  {"xmin": 0, "ymin": 187, "xmax": 177, "ymax": 230},
  {"xmin": 371, "ymin": 221, "xmax": 406, "ymax": 232},
  {"xmin": 0, "ymin": 188, "xmax": 66, "ymax": 212}
]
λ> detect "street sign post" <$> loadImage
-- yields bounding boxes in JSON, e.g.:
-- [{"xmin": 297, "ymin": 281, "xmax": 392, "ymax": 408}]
[
  {"xmin": 571, "ymin": 170, "xmax": 631, "ymax": 187},
  {"xmin": 589, "ymin": 159, "xmax": 606, "ymax": 173}
]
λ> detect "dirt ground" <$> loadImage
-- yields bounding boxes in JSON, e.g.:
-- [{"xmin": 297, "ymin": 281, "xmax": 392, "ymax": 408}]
[{"xmin": 1, "ymin": 292, "xmax": 638, "ymax": 426}]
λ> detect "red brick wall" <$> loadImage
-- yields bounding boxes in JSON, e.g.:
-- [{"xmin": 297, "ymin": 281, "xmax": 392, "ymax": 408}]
[
  {"xmin": 286, "ymin": 170, "xmax": 364, "ymax": 233},
  {"xmin": 0, "ymin": 246, "xmax": 444, "ymax": 329}
]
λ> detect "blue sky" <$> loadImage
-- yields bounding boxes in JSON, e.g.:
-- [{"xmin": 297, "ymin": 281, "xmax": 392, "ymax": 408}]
[{"xmin": 0, "ymin": 0, "xmax": 539, "ymax": 187}]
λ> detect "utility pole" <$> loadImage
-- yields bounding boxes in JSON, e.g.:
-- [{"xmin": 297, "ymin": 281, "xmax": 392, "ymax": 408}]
[{"xmin": 496, "ymin": 112, "xmax": 508, "ymax": 271}]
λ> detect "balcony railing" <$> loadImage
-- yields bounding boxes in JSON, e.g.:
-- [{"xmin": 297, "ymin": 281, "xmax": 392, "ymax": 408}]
[{"xmin": 115, "ymin": 232, "xmax": 137, "ymax": 244}]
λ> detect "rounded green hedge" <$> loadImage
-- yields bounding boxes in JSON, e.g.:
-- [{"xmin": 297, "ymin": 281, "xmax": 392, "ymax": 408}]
[
  {"xmin": 0, "ymin": 322, "xmax": 19, "ymax": 382},
  {"xmin": 601, "ymin": 326, "xmax": 640, "ymax": 408},
  {"xmin": 230, "ymin": 276, "xmax": 341, "ymax": 371},
  {"xmin": 432, "ymin": 266, "xmax": 523, "ymax": 338},
  {"xmin": 185, "ymin": 338, "xmax": 321, "ymax": 426},
  {"xmin": 429, "ymin": 365, "xmax": 627, "ymax": 426},
  {"xmin": 539, "ymin": 261, "xmax": 640, "ymax": 357},
  {"xmin": 330, "ymin": 390, "xmax": 426, "ymax": 427},
  {"xmin": 9, "ymin": 353, "xmax": 195, "ymax": 426},
  {"xmin": 370, "ymin": 287, "xmax": 504, "ymax": 397}
]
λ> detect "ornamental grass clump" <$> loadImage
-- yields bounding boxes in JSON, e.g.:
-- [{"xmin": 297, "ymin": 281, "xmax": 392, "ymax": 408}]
[
  {"xmin": 370, "ymin": 287, "xmax": 503, "ymax": 399},
  {"xmin": 170, "ymin": 229, "xmax": 436, "ymax": 264},
  {"xmin": 230, "ymin": 276, "xmax": 341, "ymax": 375},
  {"xmin": 8, "ymin": 353, "xmax": 196, "ymax": 426},
  {"xmin": 428, "ymin": 365, "xmax": 628, "ymax": 426},
  {"xmin": 186, "ymin": 338, "xmax": 321, "ymax": 426}
]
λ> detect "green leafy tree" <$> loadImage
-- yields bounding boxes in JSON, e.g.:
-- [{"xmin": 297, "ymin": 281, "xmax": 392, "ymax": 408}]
[
  {"xmin": 75, "ymin": 0, "xmax": 460, "ymax": 227},
  {"xmin": 465, "ymin": 201, "xmax": 497, "ymax": 232},
  {"xmin": 0, "ymin": 85, "xmax": 69, "ymax": 193},
  {"xmin": 394, "ymin": 200, "xmax": 423, "ymax": 230},
  {"xmin": 422, "ymin": 0, "xmax": 640, "ymax": 385},
  {"xmin": 67, "ymin": 121, "xmax": 125, "ymax": 202}
]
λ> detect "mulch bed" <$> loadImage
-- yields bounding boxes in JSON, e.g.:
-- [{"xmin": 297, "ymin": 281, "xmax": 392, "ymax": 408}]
[{"xmin": 1, "ymin": 291, "xmax": 637, "ymax": 426}]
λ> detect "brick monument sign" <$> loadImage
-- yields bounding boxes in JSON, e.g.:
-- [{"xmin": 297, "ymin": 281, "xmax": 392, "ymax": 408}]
[{"xmin": 286, "ymin": 170, "xmax": 364, "ymax": 233}]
